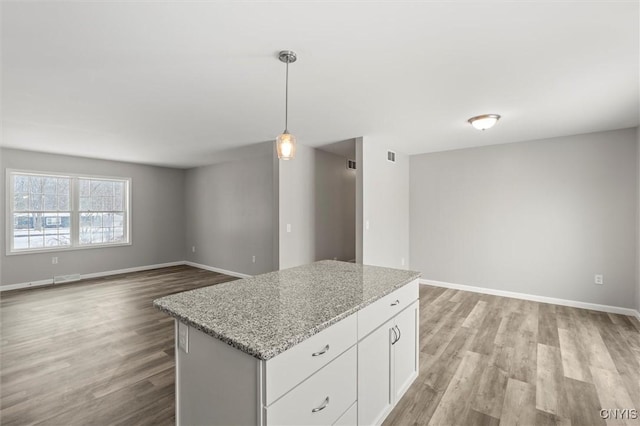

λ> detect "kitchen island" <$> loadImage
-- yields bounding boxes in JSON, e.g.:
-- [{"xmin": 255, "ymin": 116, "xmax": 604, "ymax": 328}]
[{"xmin": 154, "ymin": 260, "xmax": 421, "ymax": 426}]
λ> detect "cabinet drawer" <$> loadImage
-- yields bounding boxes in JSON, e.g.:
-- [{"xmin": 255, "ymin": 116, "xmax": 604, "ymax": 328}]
[
  {"xmin": 358, "ymin": 279, "xmax": 419, "ymax": 339},
  {"xmin": 333, "ymin": 401, "xmax": 357, "ymax": 426},
  {"xmin": 265, "ymin": 313, "xmax": 357, "ymax": 406},
  {"xmin": 266, "ymin": 346, "xmax": 357, "ymax": 426}
]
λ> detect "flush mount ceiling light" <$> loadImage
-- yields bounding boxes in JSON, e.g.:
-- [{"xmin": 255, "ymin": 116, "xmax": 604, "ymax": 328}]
[
  {"xmin": 276, "ymin": 50, "xmax": 297, "ymax": 160},
  {"xmin": 468, "ymin": 114, "xmax": 501, "ymax": 130}
]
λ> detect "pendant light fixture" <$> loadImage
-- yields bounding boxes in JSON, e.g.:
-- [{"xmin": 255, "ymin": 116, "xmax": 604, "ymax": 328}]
[
  {"xmin": 276, "ymin": 50, "xmax": 297, "ymax": 160},
  {"xmin": 468, "ymin": 114, "xmax": 501, "ymax": 130}
]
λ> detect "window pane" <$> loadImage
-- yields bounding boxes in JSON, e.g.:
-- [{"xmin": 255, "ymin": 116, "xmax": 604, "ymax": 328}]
[
  {"xmin": 79, "ymin": 179, "xmax": 90, "ymax": 196},
  {"xmin": 44, "ymin": 194, "xmax": 57, "ymax": 210},
  {"xmin": 80, "ymin": 196, "xmax": 90, "ymax": 211},
  {"xmin": 15, "ymin": 175, "xmax": 29, "ymax": 193},
  {"xmin": 58, "ymin": 195, "xmax": 70, "ymax": 210},
  {"xmin": 30, "ymin": 176, "xmax": 44, "ymax": 194},
  {"xmin": 30, "ymin": 194, "xmax": 43, "ymax": 211},
  {"xmin": 57, "ymin": 178, "xmax": 69, "ymax": 193},
  {"xmin": 91, "ymin": 197, "xmax": 103, "ymax": 211},
  {"xmin": 29, "ymin": 234, "xmax": 44, "ymax": 248},
  {"xmin": 114, "ymin": 182, "xmax": 124, "ymax": 198},
  {"xmin": 114, "ymin": 213, "xmax": 124, "ymax": 227},
  {"xmin": 91, "ymin": 213, "xmax": 102, "ymax": 227},
  {"xmin": 13, "ymin": 214, "xmax": 30, "ymax": 250},
  {"xmin": 43, "ymin": 177, "xmax": 57, "ymax": 194},
  {"xmin": 113, "ymin": 227, "xmax": 124, "ymax": 242},
  {"xmin": 103, "ymin": 197, "xmax": 113, "ymax": 211},
  {"xmin": 14, "ymin": 193, "xmax": 29, "ymax": 211}
]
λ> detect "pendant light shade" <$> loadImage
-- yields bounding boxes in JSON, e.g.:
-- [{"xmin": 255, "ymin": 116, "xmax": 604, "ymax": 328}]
[
  {"xmin": 276, "ymin": 50, "xmax": 297, "ymax": 160},
  {"xmin": 276, "ymin": 131, "xmax": 296, "ymax": 160}
]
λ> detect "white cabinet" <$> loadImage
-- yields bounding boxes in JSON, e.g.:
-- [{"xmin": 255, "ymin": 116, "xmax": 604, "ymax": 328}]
[
  {"xmin": 174, "ymin": 279, "xmax": 419, "ymax": 426},
  {"xmin": 265, "ymin": 347, "xmax": 357, "ymax": 426},
  {"xmin": 392, "ymin": 301, "xmax": 419, "ymax": 402},
  {"xmin": 358, "ymin": 298, "xmax": 419, "ymax": 426},
  {"xmin": 357, "ymin": 322, "xmax": 393, "ymax": 426}
]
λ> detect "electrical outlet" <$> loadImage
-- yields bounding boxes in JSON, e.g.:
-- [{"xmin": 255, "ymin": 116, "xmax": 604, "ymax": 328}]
[
  {"xmin": 401, "ymin": 258, "xmax": 405, "ymax": 266},
  {"xmin": 286, "ymin": 224, "xmax": 292, "ymax": 233},
  {"xmin": 192, "ymin": 246, "xmax": 196, "ymax": 253},
  {"xmin": 51, "ymin": 257, "xmax": 58, "ymax": 265},
  {"xmin": 252, "ymin": 255, "xmax": 256, "ymax": 263},
  {"xmin": 178, "ymin": 322, "xmax": 189, "ymax": 353},
  {"xmin": 365, "ymin": 220, "xmax": 370, "ymax": 230},
  {"xmin": 594, "ymin": 274, "xmax": 604, "ymax": 285}
]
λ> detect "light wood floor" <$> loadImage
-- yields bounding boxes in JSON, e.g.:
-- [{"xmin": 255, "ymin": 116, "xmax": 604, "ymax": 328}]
[
  {"xmin": 384, "ymin": 285, "xmax": 640, "ymax": 426},
  {"xmin": 1, "ymin": 267, "xmax": 639, "ymax": 425}
]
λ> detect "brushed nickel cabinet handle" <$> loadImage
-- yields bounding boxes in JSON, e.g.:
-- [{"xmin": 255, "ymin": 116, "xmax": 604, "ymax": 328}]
[
  {"xmin": 312, "ymin": 396, "xmax": 330, "ymax": 413},
  {"xmin": 391, "ymin": 327, "xmax": 398, "ymax": 345},
  {"xmin": 395, "ymin": 325, "xmax": 401, "ymax": 343},
  {"xmin": 312, "ymin": 344, "xmax": 330, "ymax": 357},
  {"xmin": 391, "ymin": 300, "xmax": 400, "ymax": 306}
]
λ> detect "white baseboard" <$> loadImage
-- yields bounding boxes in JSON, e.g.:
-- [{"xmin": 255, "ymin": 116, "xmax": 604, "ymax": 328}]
[
  {"xmin": 1, "ymin": 261, "xmax": 184, "ymax": 292},
  {"xmin": 420, "ymin": 279, "xmax": 640, "ymax": 319},
  {"xmin": 184, "ymin": 261, "xmax": 252, "ymax": 279},
  {"xmin": 81, "ymin": 261, "xmax": 185, "ymax": 280}
]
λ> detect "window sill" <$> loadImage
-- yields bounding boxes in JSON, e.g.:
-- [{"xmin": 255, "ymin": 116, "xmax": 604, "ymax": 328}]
[{"xmin": 6, "ymin": 242, "xmax": 132, "ymax": 256}]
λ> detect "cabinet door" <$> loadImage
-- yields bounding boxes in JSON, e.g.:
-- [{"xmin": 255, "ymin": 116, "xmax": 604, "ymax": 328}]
[
  {"xmin": 392, "ymin": 300, "xmax": 419, "ymax": 402},
  {"xmin": 357, "ymin": 322, "xmax": 393, "ymax": 426}
]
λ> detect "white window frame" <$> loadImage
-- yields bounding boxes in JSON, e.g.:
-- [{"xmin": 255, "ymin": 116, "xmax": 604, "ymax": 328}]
[{"xmin": 6, "ymin": 169, "xmax": 132, "ymax": 255}]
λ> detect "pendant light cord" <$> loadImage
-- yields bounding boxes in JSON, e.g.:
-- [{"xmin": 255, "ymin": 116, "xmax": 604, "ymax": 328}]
[{"xmin": 284, "ymin": 59, "xmax": 289, "ymax": 132}]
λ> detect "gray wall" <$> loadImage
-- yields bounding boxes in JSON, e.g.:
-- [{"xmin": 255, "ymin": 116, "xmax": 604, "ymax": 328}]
[
  {"xmin": 1, "ymin": 148, "xmax": 185, "ymax": 287},
  {"xmin": 279, "ymin": 144, "xmax": 316, "ymax": 269},
  {"xmin": 410, "ymin": 128, "xmax": 638, "ymax": 309},
  {"xmin": 637, "ymin": 127, "xmax": 640, "ymax": 312},
  {"xmin": 361, "ymin": 139, "xmax": 410, "ymax": 269},
  {"xmin": 279, "ymin": 144, "xmax": 356, "ymax": 269},
  {"xmin": 356, "ymin": 137, "xmax": 364, "ymax": 264},
  {"xmin": 314, "ymin": 149, "xmax": 356, "ymax": 262},
  {"xmin": 184, "ymin": 149, "xmax": 276, "ymax": 275}
]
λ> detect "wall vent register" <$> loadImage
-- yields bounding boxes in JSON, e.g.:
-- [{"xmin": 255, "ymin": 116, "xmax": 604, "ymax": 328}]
[{"xmin": 387, "ymin": 151, "xmax": 396, "ymax": 163}]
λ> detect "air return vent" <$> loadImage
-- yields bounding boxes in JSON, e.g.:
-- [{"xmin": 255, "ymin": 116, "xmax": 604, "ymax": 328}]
[
  {"xmin": 387, "ymin": 150, "xmax": 396, "ymax": 163},
  {"xmin": 347, "ymin": 159, "xmax": 356, "ymax": 170}
]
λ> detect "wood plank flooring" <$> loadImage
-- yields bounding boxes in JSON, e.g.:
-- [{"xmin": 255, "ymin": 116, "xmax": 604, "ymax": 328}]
[
  {"xmin": 384, "ymin": 285, "xmax": 640, "ymax": 426},
  {"xmin": 2, "ymin": 267, "xmax": 639, "ymax": 425},
  {"xmin": 0, "ymin": 265, "xmax": 238, "ymax": 426}
]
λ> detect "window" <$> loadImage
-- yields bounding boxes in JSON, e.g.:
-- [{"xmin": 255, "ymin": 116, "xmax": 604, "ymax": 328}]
[{"xmin": 8, "ymin": 170, "xmax": 130, "ymax": 254}]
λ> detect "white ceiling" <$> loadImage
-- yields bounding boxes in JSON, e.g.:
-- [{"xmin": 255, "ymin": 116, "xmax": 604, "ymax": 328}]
[{"xmin": 2, "ymin": 1, "xmax": 638, "ymax": 168}]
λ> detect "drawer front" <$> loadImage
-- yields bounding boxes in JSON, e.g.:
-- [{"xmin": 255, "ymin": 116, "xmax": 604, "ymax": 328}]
[
  {"xmin": 265, "ymin": 313, "xmax": 357, "ymax": 406},
  {"xmin": 333, "ymin": 401, "xmax": 357, "ymax": 426},
  {"xmin": 357, "ymin": 279, "xmax": 419, "ymax": 340},
  {"xmin": 266, "ymin": 346, "xmax": 357, "ymax": 426}
]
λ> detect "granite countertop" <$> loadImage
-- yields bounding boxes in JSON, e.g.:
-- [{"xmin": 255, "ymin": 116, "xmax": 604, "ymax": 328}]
[{"xmin": 153, "ymin": 260, "xmax": 420, "ymax": 360}]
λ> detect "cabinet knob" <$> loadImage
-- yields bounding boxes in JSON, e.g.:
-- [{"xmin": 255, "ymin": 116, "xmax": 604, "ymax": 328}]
[
  {"xmin": 312, "ymin": 344, "xmax": 330, "ymax": 357},
  {"xmin": 311, "ymin": 396, "xmax": 330, "ymax": 413},
  {"xmin": 391, "ymin": 300, "xmax": 400, "ymax": 306}
]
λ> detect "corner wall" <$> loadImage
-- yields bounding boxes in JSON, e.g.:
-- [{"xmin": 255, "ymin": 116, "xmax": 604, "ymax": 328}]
[
  {"xmin": 410, "ymin": 128, "xmax": 638, "ymax": 309},
  {"xmin": 278, "ymin": 144, "xmax": 356, "ymax": 269},
  {"xmin": 184, "ymin": 146, "xmax": 276, "ymax": 275},
  {"xmin": 0, "ymin": 148, "xmax": 186, "ymax": 287},
  {"xmin": 360, "ymin": 138, "xmax": 410, "ymax": 269}
]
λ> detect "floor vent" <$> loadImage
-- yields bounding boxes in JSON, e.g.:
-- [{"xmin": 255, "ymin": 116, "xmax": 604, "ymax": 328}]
[
  {"xmin": 387, "ymin": 150, "xmax": 396, "ymax": 163},
  {"xmin": 53, "ymin": 274, "xmax": 81, "ymax": 284}
]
